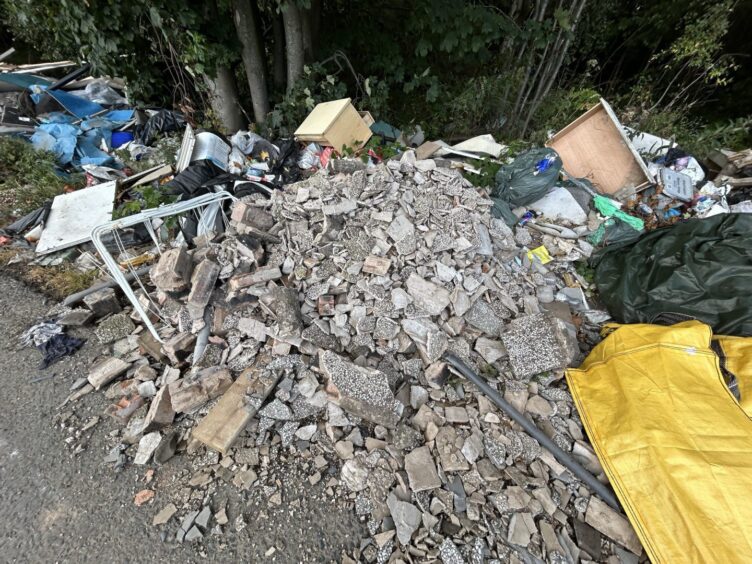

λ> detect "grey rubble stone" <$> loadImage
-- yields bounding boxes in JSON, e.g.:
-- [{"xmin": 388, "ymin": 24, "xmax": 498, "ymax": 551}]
[
  {"xmin": 151, "ymin": 246, "xmax": 192, "ymax": 292},
  {"xmin": 186, "ymin": 259, "xmax": 220, "ymax": 318},
  {"xmin": 87, "ymin": 357, "xmax": 130, "ymax": 390},
  {"xmin": 320, "ymin": 350, "xmax": 397, "ymax": 428},
  {"xmin": 83, "ymin": 287, "xmax": 121, "ymax": 318},
  {"xmin": 464, "ymin": 300, "xmax": 503, "ymax": 336},
  {"xmin": 392, "ymin": 424, "xmax": 422, "ymax": 451},
  {"xmin": 184, "ymin": 526, "xmax": 203, "ymax": 542},
  {"xmin": 507, "ymin": 512, "xmax": 534, "ymax": 546},
  {"xmin": 439, "ymin": 538, "xmax": 466, "ymax": 564},
  {"xmin": 261, "ymin": 287, "xmax": 303, "ymax": 339},
  {"xmin": 195, "ymin": 505, "xmax": 212, "ymax": 531},
  {"xmin": 501, "ymin": 313, "xmax": 569, "ymax": 378},
  {"xmin": 435, "ymin": 426, "xmax": 469, "ymax": 472},
  {"xmin": 133, "ymin": 431, "xmax": 161, "ymax": 465},
  {"xmin": 259, "ymin": 398, "xmax": 294, "ymax": 421},
  {"xmin": 95, "ymin": 312, "xmax": 135, "ymax": 344},
  {"xmin": 58, "ymin": 308, "xmax": 95, "ymax": 326},
  {"xmin": 474, "ymin": 337, "xmax": 507, "ymax": 364},
  {"xmin": 405, "ymin": 273, "xmax": 451, "ymax": 316},
  {"xmin": 387, "ymin": 494, "xmax": 421, "ymax": 546},
  {"xmin": 405, "ymin": 446, "xmax": 441, "ymax": 492},
  {"xmin": 152, "ymin": 503, "xmax": 177, "ymax": 526}
]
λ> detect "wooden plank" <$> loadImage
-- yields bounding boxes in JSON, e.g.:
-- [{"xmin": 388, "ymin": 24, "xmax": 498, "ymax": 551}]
[
  {"xmin": 191, "ymin": 357, "xmax": 279, "ymax": 454},
  {"xmin": 547, "ymin": 100, "xmax": 651, "ymax": 197}
]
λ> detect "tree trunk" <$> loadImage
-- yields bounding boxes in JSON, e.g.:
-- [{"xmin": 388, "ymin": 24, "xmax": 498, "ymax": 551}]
[
  {"xmin": 272, "ymin": 13, "xmax": 287, "ymax": 91},
  {"xmin": 205, "ymin": 66, "xmax": 245, "ymax": 132},
  {"xmin": 232, "ymin": 0, "xmax": 270, "ymax": 124},
  {"xmin": 301, "ymin": 7, "xmax": 314, "ymax": 62},
  {"xmin": 282, "ymin": 2, "xmax": 305, "ymax": 91}
]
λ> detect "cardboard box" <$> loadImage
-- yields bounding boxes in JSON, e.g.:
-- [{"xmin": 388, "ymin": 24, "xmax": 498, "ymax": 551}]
[{"xmin": 294, "ymin": 98, "xmax": 372, "ymax": 152}]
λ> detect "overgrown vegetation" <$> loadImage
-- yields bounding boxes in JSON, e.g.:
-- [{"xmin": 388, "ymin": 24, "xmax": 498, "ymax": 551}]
[
  {"xmin": 2, "ymin": 0, "xmax": 750, "ymax": 160},
  {"xmin": 0, "ymin": 137, "xmax": 83, "ymax": 224},
  {"xmin": 0, "ymin": 249, "xmax": 99, "ymax": 300}
]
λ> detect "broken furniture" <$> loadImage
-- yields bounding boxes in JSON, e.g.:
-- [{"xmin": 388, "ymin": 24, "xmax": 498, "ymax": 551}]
[
  {"xmin": 91, "ymin": 191, "xmax": 237, "ymax": 341},
  {"xmin": 294, "ymin": 98, "xmax": 373, "ymax": 152},
  {"xmin": 547, "ymin": 98, "xmax": 652, "ymax": 199}
]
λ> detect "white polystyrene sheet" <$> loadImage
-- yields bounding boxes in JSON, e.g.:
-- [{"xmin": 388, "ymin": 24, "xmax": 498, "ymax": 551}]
[
  {"xmin": 35, "ymin": 180, "xmax": 116, "ymax": 254},
  {"xmin": 529, "ymin": 186, "xmax": 588, "ymax": 224}
]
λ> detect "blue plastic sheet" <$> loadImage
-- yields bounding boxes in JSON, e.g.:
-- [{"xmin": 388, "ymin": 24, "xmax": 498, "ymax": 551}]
[{"xmin": 31, "ymin": 123, "xmax": 80, "ymax": 164}]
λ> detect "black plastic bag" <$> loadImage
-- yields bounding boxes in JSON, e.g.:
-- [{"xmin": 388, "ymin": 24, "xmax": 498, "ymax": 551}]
[
  {"xmin": 162, "ymin": 161, "xmax": 224, "ymax": 199},
  {"xmin": 37, "ymin": 333, "xmax": 85, "ymax": 369},
  {"xmin": 592, "ymin": 213, "xmax": 752, "ymax": 336},
  {"xmin": 135, "ymin": 110, "xmax": 185, "ymax": 145}
]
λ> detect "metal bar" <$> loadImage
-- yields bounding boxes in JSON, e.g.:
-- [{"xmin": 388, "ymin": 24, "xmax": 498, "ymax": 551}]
[{"xmin": 443, "ymin": 352, "xmax": 621, "ymax": 511}]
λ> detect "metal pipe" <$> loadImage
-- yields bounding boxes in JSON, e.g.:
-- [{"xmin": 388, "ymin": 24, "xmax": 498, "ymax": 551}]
[{"xmin": 443, "ymin": 352, "xmax": 621, "ymax": 511}]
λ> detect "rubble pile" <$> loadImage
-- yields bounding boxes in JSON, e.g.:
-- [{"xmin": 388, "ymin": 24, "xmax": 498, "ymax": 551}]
[{"xmin": 55, "ymin": 153, "xmax": 640, "ymax": 562}]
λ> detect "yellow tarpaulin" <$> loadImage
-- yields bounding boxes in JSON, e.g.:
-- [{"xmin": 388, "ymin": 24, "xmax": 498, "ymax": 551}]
[{"xmin": 566, "ymin": 321, "xmax": 752, "ymax": 563}]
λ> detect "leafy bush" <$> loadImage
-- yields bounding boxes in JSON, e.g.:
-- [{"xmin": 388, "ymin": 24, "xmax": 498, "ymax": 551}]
[{"xmin": 0, "ymin": 137, "xmax": 82, "ymax": 224}]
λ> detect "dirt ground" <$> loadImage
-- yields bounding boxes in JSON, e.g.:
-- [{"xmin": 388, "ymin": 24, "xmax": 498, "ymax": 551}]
[{"xmin": 0, "ymin": 275, "xmax": 364, "ymax": 563}]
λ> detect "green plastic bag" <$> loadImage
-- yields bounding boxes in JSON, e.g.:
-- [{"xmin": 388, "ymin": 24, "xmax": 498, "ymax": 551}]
[
  {"xmin": 592, "ymin": 214, "xmax": 752, "ymax": 336},
  {"xmin": 491, "ymin": 148, "xmax": 562, "ymax": 225}
]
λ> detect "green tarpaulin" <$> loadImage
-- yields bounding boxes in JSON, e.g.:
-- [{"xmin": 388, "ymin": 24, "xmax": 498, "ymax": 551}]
[{"xmin": 592, "ymin": 213, "xmax": 752, "ymax": 336}]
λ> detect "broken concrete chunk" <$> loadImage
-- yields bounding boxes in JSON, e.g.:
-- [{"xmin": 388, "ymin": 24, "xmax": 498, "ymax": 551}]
[
  {"xmin": 170, "ymin": 367, "xmax": 233, "ymax": 414},
  {"xmin": 161, "ymin": 332, "xmax": 196, "ymax": 366},
  {"xmin": 83, "ymin": 287, "xmax": 121, "ymax": 318},
  {"xmin": 228, "ymin": 266, "xmax": 282, "ymax": 292},
  {"xmin": 474, "ymin": 337, "xmax": 507, "ymax": 364},
  {"xmin": 320, "ymin": 350, "xmax": 397, "ymax": 428},
  {"xmin": 231, "ymin": 201, "xmax": 274, "ymax": 230},
  {"xmin": 464, "ymin": 300, "xmax": 503, "ymax": 336},
  {"xmin": 585, "ymin": 496, "xmax": 642, "ymax": 555},
  {"xmin": 88, "ymin": 357, "xmax": 130, "ymax": 390},
  {"xmin": 406, "ymin": 273, "xmax": 451, "ymax": 316},
  {"xmin": 151, "ymin": 246, "xmax": 193, "ymax": 292},
  {"xmin": 261, "ymin": 287, "xmax": 303, "ymax": 339},
  {"xmin": 501, "ymin": 313, "xmax": 569, "ymax": 378},
  {"xmin": 192, "ymin": 361, "xmax": 279, "ymax": 453},
  {"xmin": 237, "ymin": 317, "xmax": 268, "ymax": 342},
  {"xmin": 362, "ymin": 255, "xmax": 391, "ymax": 276},
  {"xmin": 186, "ymin": 259, "xmax": 220, "ymax": 318},
  {"xmin": 387, "ymin": 493, "xmax": 421, "ymax": 546},
  {"xmin": 153, "ymin": 503, "xmax": 178, "ymax": 526},
  {"xmin": 134, "ymin": 431, "xmax": 162, "ymax": 465},
  {"xmin": 405, "ymin": 446, "xmax": 441, "ymax": 492},
  {"xmin": 143, "ymin": 385, "xmax": 175, "ymax": 433},
  {"xmin": 95, "ymin": 312, "xmax": 135, "ymax": 344}
]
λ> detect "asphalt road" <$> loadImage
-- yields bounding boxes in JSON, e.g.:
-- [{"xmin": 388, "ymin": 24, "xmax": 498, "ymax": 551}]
[{"xmin": 0, "ymin": 275, "xmax": 363, "ymax": 563}]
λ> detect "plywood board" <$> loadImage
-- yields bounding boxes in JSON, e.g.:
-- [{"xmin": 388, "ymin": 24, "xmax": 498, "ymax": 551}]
[
  {"xmin": 547, "ymin": 99, "xmax": 652, "ymax": 197},
  {"xmin": 36, "ymin": 181, "xmax": 116, "ymax": 254}
]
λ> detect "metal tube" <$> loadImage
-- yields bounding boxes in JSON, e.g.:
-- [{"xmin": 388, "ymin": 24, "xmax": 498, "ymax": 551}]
[{"xmin": 443, "ymin": 352, "xmax": 621, "ymax": 511}]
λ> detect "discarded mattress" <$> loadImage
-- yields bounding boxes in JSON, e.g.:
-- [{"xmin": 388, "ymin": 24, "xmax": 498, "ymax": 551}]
[
  {"xmin": 592, "ymin": 213, "xmax": 752, "ymax": 336},
  {"xmin": 567, "ymin": 321, "xmax": 752, "ymax": 563}
]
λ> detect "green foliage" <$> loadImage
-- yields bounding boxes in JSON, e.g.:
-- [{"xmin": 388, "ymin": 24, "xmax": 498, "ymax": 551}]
[
  {"xmin": 266, "ymin": 63, "xmax": 349, "ymax": 136},
  {"xmin": 0, "ymin": 137, "xmax": 83, "ymax": 224},
  {"xmin": 526, "ymin": 87, "xmax": 601, "ymax": 143},
  {"xmin": 2, "ymin": 0, "xmax": 237, "ymax": 106},
  {"xmin": 114, "ymin": 185, "xmax": 176, "ymax": 219},
  {"xmin": 463, "ymin": 158, "xmax": 502, "ymax": 189}
]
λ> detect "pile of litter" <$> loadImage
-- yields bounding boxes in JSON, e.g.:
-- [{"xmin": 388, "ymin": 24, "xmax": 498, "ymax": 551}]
[{"xmin": 50, "ymin": 156, "xmax": 642, "ymax": 562}]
